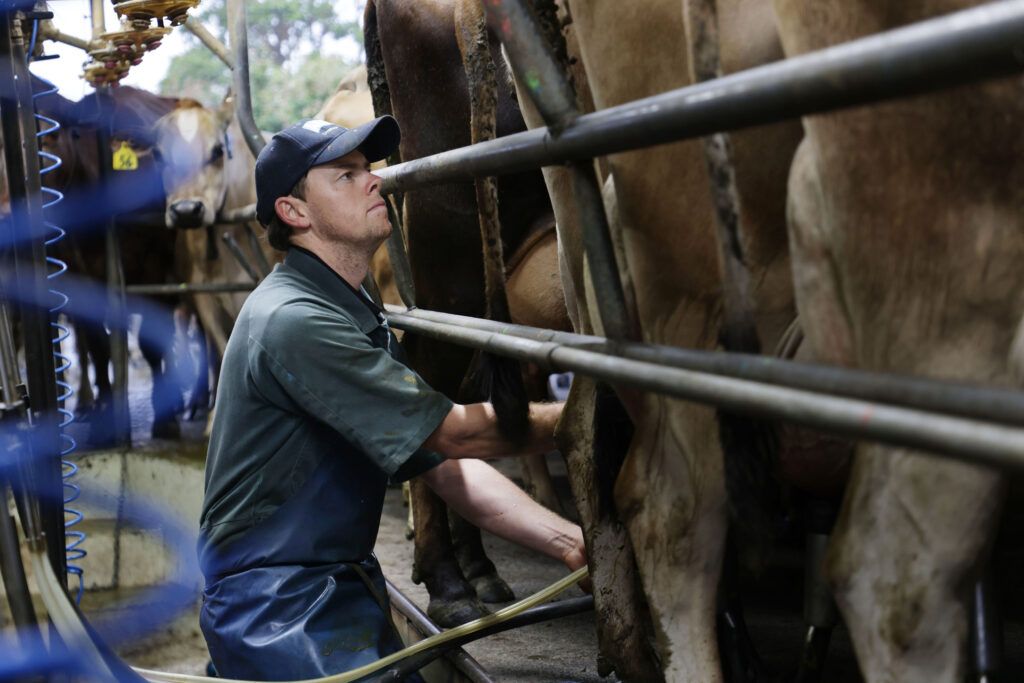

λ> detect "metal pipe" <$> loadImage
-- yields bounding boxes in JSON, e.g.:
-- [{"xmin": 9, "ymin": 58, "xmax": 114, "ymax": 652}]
[
  {"xmin": 220, "ymin": 232, "xmax": 260, "ymax": 283},
  {"xmin": 486, "ymin": 0, "xmax": 633, "ymax": 341},
  {"xmin": 184, "ymin": 16, "xmax": 234, "ymax": 70},
  {"xmin": 90, "ymin": 0, "xmax": 105, "ymax": 41},
  {"xmin": 216, "ymin": 202, "xmax": 256, "ymax": 224},
  {"xmin": 0, "ymin": 477, "xmax": 38, "ymax": 638},
  {"xmin": 243, "ymin": 223, "xmax": 272, "ymax": 277},
  {"xmin": 383, "ymin": 197, "xmax": 416, "ymax": 307},
  {"xmin": 384, "ymin": 308, "xmax": 1024, "ymax": 470},
  {"xmin": 377, "ymin": 595, "xmax": 594, "ymax": 682},
  {"xmin": 39, "ymin": 21, "xmax": 90, "ymax": 52},
  {"xmin": 126, "ymin": 282, "xmax": 255, "ymax": 295},
  {"xmin": 0, "ymin": 9, "xmax": 66, "ymax": 583},
  {"xmin": 385, "ymin": 580, "xmax": 494, "ymax": 683},
  {"xmin": 226, "ymin": 0, "xmax": 267, "ymax": 158},
  {"xmin": 385, "ymin": 305, "xmax": 1024, "ymax": 426},
  {"xmin": 97, "ymin": 93, "xmax": 131, "ymax": 449},
  {"xmin": 377, "ymin": 0, "xmax": 1024, "ymax": 193}
]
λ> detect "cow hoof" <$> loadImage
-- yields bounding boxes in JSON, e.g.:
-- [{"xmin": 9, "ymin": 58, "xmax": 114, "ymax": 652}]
[
  {"xmin": 151, "ymin": 419, "xmax": 180, "ymax": 440},
  {"xmin": 427, "ymin": 596, "xmax": 490, "ymax": 628},
  {"xmin": 469, "ymin": 573, "xmax": 514, "ymax": 603},
  {"xmin": 405, "ymin": 526, "xmax": 415, "ymax": 541}
]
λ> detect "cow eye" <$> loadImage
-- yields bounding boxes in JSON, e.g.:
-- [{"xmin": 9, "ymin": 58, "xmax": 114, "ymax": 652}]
[{"xmin": 210, "ymin": 144, "xmax": 224, "ymax": 163}]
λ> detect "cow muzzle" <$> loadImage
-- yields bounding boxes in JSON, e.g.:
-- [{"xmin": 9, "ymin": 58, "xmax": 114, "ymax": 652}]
[{"xmin": 168, "ymin": 200, "xmax": 207, "ymax": 229}]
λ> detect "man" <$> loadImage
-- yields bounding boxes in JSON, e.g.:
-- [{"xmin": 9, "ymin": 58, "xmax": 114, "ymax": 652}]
[{"xmin": 197, "ymin": 115, "xmax": 586, "ymax": 680}]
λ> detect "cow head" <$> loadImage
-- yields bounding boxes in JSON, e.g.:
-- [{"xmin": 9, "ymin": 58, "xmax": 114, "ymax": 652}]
[{"xmin": 154, "ymin": 97, "xmax": 235, "ymax": 229}]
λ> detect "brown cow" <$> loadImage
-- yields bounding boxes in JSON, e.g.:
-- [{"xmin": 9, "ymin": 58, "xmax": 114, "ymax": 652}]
[
  {"xmin": 548, "ymin": 1, "xmax": 815, "ymax": 679},
  {"xmin": 365, "ymin": 0, "xmax": 573, "ymax": 626},
  {"xmin": 39, "ymin": 84, "xmax": 194, "ymax": 441},
  {"xmin": 154, "ymin": 97, "xmax": 279, "ymax": 366},
  {"xmin": 775, "ymin": 2, "xmax": 1024, "ymax": 681}
]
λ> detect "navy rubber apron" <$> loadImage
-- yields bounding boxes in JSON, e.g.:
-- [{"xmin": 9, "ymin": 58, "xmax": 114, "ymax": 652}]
[{"xmin": 199, "ymin": 292, "xmax": 425, "ymax": 681}]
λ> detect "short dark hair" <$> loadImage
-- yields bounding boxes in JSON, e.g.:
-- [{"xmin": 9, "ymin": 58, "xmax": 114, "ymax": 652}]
[{"xmin": 265, "ymin": 175, "xmax": 308, "ymax": 251}]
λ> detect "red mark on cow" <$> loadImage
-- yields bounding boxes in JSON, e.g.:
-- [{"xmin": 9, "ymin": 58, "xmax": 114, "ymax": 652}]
[
  {"xmin": 860, "ymin": 406, "xmax": 875, "ymax": 425},
  {"xmin": 502, "ymin": 17, "xmax": 511, "ymax": 35}
]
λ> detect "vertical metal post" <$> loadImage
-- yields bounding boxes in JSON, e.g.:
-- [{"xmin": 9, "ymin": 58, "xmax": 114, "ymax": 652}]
[
  {"xmin": 483, "ymin": 0, "xmax": 634, "ymax": 340},
  {"xmin": 0, "ymin": 475, "xmax": 38, "ymax": 638},
  {"xmin": 90, "ymin": 0, "xmax": 105, "ymax": 41},
  {"xmin": 94, "ymin": 90, "xmax": 131, "ymax": 448},
  {"xmin": 0, "ymin": 7, "xmax": 66, "ymax": 583},
  {"xmin": 226, "ymin": 0, "xmax": 267, "ymax": 158}
]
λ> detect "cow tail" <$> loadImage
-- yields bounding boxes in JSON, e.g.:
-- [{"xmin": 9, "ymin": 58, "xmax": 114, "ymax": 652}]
[
  {"xmin": 684, "ymin": 0, "xmax": 780, "ymax": 571},
  {"xmin": 454, "ymin": 0, "xmax": 530, "ymax": 442}
]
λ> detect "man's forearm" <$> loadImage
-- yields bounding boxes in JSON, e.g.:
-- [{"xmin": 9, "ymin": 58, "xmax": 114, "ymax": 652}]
[{"xmin": 419, "ymin": 459, "xmax": 584, "ymax": 568}]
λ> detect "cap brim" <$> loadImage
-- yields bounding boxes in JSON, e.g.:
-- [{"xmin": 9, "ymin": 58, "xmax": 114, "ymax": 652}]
[{"xmin": 312, "ymin": 115, "xmax": 401, "ymax": 168}]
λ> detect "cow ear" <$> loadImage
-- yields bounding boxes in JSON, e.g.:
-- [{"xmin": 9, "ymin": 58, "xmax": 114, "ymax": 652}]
[{"xmin": 219, "ymin": 92, "xmax": 236, "ymax": 127}]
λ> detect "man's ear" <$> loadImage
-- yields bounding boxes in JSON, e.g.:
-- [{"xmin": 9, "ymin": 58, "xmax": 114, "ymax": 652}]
[{"xmin": 275, "ymin": 195, "xmax": 311, "ymax": 230}]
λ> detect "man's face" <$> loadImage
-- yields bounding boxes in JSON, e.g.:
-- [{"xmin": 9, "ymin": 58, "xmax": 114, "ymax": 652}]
[{"xmin": 301, "ymin": 150, "xmax": 391, "ymax": 250}]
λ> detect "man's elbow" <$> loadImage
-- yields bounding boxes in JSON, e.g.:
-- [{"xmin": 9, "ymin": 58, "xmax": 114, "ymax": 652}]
[{"xmin": 423, "ymin": 404, "xmax": 480, "ymax": 459}]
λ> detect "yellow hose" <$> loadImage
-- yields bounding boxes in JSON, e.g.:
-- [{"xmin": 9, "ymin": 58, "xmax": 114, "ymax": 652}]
[{"xmin": 133, "ymin": 566, "xmax": 588, "ymax": 683}]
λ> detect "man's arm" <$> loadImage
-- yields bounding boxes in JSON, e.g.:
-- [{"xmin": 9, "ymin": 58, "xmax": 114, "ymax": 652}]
[
  {"xmin": 418, "ymin": 458, "xmax": 586, "ymax": 574},
  {"xmin": 422, "ymin": 402, "xmax": 563, "ymax": 460}
]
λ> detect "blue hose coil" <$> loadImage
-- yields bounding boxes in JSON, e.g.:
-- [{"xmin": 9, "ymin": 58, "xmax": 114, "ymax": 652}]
[{"xmin": 27, "ymin": 21, "xmax": 86, "ymax": 604}]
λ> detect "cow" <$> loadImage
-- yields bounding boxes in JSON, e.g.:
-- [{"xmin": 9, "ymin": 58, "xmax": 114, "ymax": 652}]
[
  {"xmin": 528, "ymin": 1, "xmax": 855, "ymax": 680},
  {"xmin": 38, "ymin": 84, "xmax": 195, "ymax": 441},
  {"xmin": 774, "ymin": 2, "xmax": 1024, "ymax": 681},
  {"xmin": 365, "ymin": 0, "xmax": 573, "ymax": 626},
  {"xmin": 153, "ymin": 97, "xmax": 279, "ymax": 372}
]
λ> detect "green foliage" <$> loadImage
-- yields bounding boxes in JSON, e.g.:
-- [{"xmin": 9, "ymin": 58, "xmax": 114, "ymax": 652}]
[{"xmin": 160, "ymin": 0, "xmax": 364, "ymax": 130}]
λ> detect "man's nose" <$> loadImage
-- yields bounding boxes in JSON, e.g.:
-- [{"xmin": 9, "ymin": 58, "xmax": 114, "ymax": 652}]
[{"xmin": 366, "ymin": 171, "xmax": 381, "ymax": 195}]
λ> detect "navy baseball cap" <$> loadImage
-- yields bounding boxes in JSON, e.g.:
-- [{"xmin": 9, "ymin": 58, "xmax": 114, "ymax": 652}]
[{"xmin": 254, "ymin": 115, "xmax": 400, "ymax": 226}]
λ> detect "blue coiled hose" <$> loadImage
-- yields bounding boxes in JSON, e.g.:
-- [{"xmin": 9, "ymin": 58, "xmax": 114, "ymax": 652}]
[{"xmin": 27, "ymin": 20, "xmax": 86, "ymax": 604}]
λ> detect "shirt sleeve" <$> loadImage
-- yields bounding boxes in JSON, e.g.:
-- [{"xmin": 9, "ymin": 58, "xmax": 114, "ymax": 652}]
[{"xmin": 249, "ymin": 301, "xmax": 453, "ymax": 477}]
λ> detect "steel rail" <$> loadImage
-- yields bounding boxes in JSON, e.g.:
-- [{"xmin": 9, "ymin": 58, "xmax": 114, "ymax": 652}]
[
  {"xmin": 184, "ymin": 16, "xmax": 234, "ymax": 70},
  {"xmin": 385, "ymin": 306, "xmax": 1024, "ymax": 426},
  {"xmin": 384, "ymin": 307, "xmax": 1024, "ymax": 470},
  {"xmin": 376, "ymin": 0, "xmax": 1024, "ymax": 193},
  {"xmin": 126, "ymin": 282, "xmax": 255, "ymax": 295},
  {"xmin": 225, "ymin": 0, "xmax": 266, "ymax": 158},
  {"xmin": 487, "ymin": 0, "xmax": 634, "ymax": 341},
  {"xmin": 385, "ymin": 581, "xmax": 494, "ymax": 683}
]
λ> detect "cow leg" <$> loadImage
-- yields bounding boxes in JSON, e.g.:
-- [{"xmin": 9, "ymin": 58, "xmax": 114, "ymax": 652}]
[
  {"xmin": 826, "ymin": 448, "xmax": 1003, "ymax": 683},
  {"xmin": 138, "ymin": 311, "xmax": 180, "ymax": 440},
  {"xmin": 186, "ymin": 312, "xmax": 211, "ymax": 421},
  {"xmin": 449, "ymin": 511, "xmax": 514, "ymax": 604},
  {"xmin": 80, "ymin": 320, "xmax": 117, "ymax": 448},
  {"xmin": 558, "ymin": 378, "xmax": 664, "ymax": 681},
  {"xmin": 72, "ymin": 322, "xmax": 95, "ymax": 416},
  {"xmin": 617, "ymin": 395, "xmax": 727, "ymax": 682},
  {"xmin": 410, "ymin": 479, "xmax": 488, "ymax": 626}
]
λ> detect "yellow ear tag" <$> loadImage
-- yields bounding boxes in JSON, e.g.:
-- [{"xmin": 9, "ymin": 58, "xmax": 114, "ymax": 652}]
[{"xmin": 112, "ymin": 141, "xmax": 138, "ymax": 171}]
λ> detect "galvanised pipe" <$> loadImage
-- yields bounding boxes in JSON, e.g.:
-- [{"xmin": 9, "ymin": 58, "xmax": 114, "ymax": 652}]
[
  {"xmin": 126, "ymin": 282, "xmax": 255, "ymax": 296},
  {"xmin": 384, "ymin": 308, "xmax": 1024, "ymax": 470},
  {"xmin": 385, "ymin": 580, "xmax": 494, "ymax": 683},
  {"xmin": 0, "ymin": 9, "xmax": 66, "ymax": 583},
  {"xmin": 226, "ymin": 0, "xmax": 266, "ymax": 158},
  {"xmin": 220, "ymin": 231, "xmax": 260, "ymax": 283},
  {"xmin": 377, "ymin": 0, "xmax": 1024, "ymax": 193},
  {"xmin": 385, "ymin": 306, "xmax": 1024, "ymax": 426},
  {"xmin": 487, "ymin": 0, "xmax": 633, "ymax": 341},
  {"xmin": 184, "ymin": 16, "xmax": 234, "ymax": 70}
]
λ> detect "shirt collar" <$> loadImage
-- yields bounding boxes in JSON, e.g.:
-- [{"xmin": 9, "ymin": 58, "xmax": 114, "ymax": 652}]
[{"xmin": 284, "ymin": 246, "xmax": 385, "ymax": 335}]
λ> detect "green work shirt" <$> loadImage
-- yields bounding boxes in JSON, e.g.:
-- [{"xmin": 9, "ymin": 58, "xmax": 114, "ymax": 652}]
[{"xmin": 198, "ymin": 246, "xmax": 451, "ymax": 575}]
